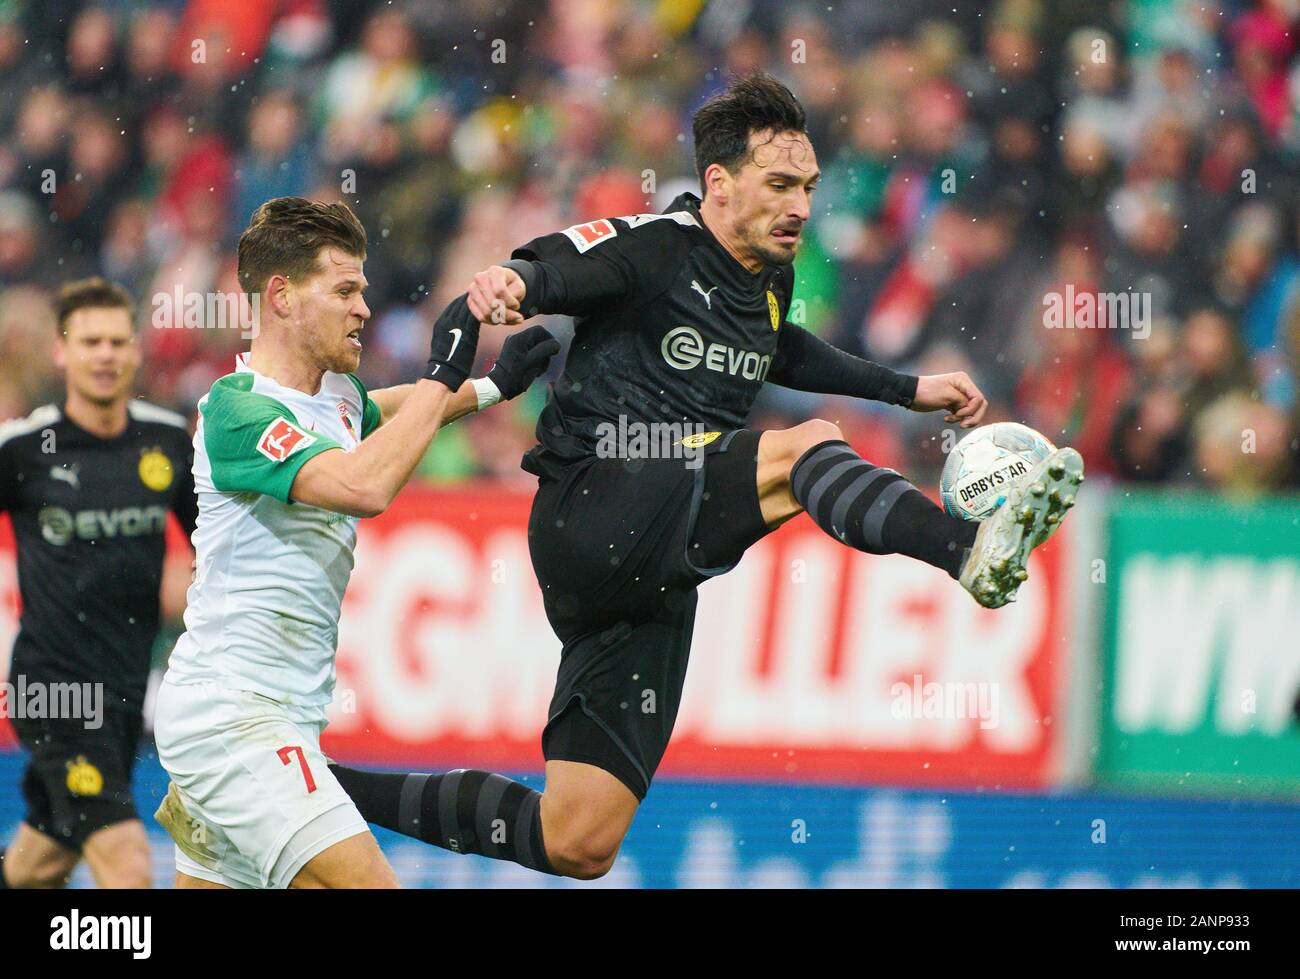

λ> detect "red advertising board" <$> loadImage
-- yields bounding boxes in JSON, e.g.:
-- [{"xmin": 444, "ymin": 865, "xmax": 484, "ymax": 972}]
[{"xmin": 0, "ymin": 487, "xmax": 1072, "ymax": 787}]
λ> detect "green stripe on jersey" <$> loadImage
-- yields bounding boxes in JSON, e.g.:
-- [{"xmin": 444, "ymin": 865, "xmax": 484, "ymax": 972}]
[{"xmin": 201, "ymin": 373, "xmax": 340, "ymax": 503}]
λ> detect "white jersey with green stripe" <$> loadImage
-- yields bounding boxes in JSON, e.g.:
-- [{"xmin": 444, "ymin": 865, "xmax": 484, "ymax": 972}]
[{"xmin": 165, "ymin": 353, "xmax": 382, "ymax": 718}]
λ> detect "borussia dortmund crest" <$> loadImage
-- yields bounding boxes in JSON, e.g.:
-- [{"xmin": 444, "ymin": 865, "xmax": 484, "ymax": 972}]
[
  {"xmin": 66, "ymin": 756, "xmax": 104, "ymax": 796},
  {"xmin": 139, "ymin": 448, "xmax": 174, "ymax": 492}
]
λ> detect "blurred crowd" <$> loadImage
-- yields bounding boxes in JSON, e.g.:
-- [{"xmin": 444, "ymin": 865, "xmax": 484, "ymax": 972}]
[{"xmin": 1, "ymin": 0, "xmax": 1299, "ymax": 493}]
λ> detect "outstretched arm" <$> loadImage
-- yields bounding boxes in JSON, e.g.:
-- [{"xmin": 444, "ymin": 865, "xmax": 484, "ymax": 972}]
[
  {"xmin": 464, "ymin": 256, "xmax": 630, "ymax": 325},
  {"xmin": 767, "ymin": 322, "xmax": 987, "ymax": 427},
  {"xmin": 767, "ymin": 321, "xmax": 918, "ymax": 406},
  {"xmin": 290, "ymin": 380, "xmax": 453, "ymax": 518},
  {"xmin": 289, "ymin": 292, "xmax": 487, "ymax": 517},
  {"xmin": 462, "ymin": 216, "xmax": 691, "ymax": 324},
  {"xmin": 365, "ymin": 324, "xmax": 560, "ymax": 429},
  {"xmin": 367, "ymin": 381, "xmax": 476, "ymax": 428}
]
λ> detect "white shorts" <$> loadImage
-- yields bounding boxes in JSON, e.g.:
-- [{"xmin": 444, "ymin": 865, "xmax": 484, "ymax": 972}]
[{"xmin": 153, "ymin": 677, "xmax": 369, "ymax": 889}]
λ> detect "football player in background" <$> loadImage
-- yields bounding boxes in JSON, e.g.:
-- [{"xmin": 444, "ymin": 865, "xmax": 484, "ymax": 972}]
[{"xmin": 0, "ymin": 278, "xmax": 196, "ymax": 888}]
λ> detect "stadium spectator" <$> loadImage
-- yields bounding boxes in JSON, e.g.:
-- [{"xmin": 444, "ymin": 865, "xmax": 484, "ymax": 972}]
[
  {"xmin": 1194, "ymin": 392, "xmax": 1294, "ymax": 493},
  {"xmin": 231, "ymin": 89, "xmax": 314, "ymax": 238}
]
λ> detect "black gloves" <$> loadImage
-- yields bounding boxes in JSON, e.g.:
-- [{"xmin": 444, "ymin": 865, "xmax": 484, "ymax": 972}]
[
  {"xmin": 427, "ymin": 293, "xmax": 558, "ymax": 405},
  {"xmin": 487, "ymin": 325, "xmax": 561, "ymax": 400},
  {"xmin": 425, "ymin": 295, "xmax": 481, "ymax": 389}
]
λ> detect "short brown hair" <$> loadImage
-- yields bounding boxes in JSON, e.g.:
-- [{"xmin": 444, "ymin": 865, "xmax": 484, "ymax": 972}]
[
  {"xmin": 237, "ymin": 197, "xmax": 367, "ymax": 295},
  {"xmin": 53, "ymin": 277, "xmax": 135, "ymax": 335}
]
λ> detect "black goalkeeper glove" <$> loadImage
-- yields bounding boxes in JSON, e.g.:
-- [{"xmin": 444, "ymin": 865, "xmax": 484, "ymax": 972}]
[
  {"xmin": 486, "ymin": 325, "xmax": 561, "ymax": 400},
  {"xmin": 425, "ymin": 295, "xmax": 481, "ymax": 389}
]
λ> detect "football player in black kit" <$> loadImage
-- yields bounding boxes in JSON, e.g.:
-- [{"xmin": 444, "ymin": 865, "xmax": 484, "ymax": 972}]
[
  {"xmin": 328, "ymin": 73, "xmax": 1084, "ymax": 879},
  {"xmin": 0, "ymin": 278, "xmax": 196, "ymax": 888}
]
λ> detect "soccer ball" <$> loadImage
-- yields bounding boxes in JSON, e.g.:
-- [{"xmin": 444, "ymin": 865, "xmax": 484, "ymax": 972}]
[{"xmin": 939, "ymin": 422, "xmax": 1057, "ymax": 521}]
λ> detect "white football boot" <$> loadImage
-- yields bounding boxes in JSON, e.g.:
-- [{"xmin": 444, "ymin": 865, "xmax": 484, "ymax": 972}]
[{"xmin": 959, "ymin": 447, "xmax": 1084, "ymax": 609}]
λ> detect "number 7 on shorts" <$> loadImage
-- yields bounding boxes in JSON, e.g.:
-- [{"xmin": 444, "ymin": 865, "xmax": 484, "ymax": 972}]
[{"xmin": 277, "ymin": 745, "xmax": 317, "ymax": 793}]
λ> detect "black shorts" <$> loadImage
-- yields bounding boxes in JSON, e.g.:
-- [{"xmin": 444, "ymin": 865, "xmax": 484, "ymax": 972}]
[
  {"xmin": 12, "ymin": 709, "xmax": 143, "ymax": 850},
  {"xmin": 528, "ymin": 429, "xmax": 770, "ymax": 799}
]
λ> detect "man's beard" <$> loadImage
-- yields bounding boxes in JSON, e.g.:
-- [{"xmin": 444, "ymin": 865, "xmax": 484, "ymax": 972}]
[
  {"xmin": 329, "ymin": 340, "xmax": 363, "ymax": 374},
  {"xmin": 750, "ymin": 233, "xmax": 798, "ymax": 267},
  {"xmin": 305, "ymin": 322, "xmax": 360, "ymax": 374},
  {"xmin": 322, "ymin": 348, "xmax": 360, "ymax": 374}
]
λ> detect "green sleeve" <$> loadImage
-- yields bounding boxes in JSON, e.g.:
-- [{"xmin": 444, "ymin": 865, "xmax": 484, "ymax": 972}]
[
  {"xmin": 362, "ymin": 396, "xmax": 382, "ymax": 438},
  {"xmin": 201, "ymin": 374, "xmax": 341, "ymax": 503},
  {"xmin": 347, "ymin": 373, "xmax": 383, "ymax": 438}
]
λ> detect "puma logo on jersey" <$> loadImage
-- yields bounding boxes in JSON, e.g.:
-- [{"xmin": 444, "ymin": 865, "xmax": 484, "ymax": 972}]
[
  {"xmin": 691, "ymin": 280, "xmax": 718, "ymax": 309},
  {"xmin": 256, "ymin": 418, "xmax": 316, "ymax": 463},
  {"xmin": 49, "ymin": 464, "xmax": 80, "ymax": 490}
]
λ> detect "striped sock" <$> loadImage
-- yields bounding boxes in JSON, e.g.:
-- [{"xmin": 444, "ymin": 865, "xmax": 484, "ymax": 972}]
[
  {"xmin": 790, "ymin": 439, "xmax": 978, "ymax": 578},
  {"xmin": 329, "ymin": 764, "xmax": 557, "ymax": 875}
]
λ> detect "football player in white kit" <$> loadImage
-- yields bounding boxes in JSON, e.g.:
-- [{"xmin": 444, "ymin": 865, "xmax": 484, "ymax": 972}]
[{"xmin": 152, "ymin": 197, "xmax": 556, "ymax": 888}]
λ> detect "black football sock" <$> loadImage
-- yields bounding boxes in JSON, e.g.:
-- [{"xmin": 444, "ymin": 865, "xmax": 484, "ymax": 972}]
[
  {"xmin": 0, "ymin": 850, "xmax": 9, "ymax": 888},
  {"xmin": 329, "ymin": 764, "xmax": 557, "ymax": 875},
  {"xmin": 790, "ymin": 439, "xmax": 978, "ymax": 579}
]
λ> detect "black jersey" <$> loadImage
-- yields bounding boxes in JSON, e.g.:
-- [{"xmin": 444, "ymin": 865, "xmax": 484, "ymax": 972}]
[
  {"xmin": 0, "ymin": 400, "xmax": 196, "ymax": 714},
  {"xmin": 513, "ymin": 192, "xmax": 796, "ymax": 478}
]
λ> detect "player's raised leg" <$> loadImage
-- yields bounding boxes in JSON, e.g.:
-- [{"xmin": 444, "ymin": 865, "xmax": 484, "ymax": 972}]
[
  {"xmin": 759, "ymin": 418, "xmax": 979, "ymax": 577},
  {"xmin": 756, "ymin": 418, "xmax": 1082, "ymax": 607}
]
